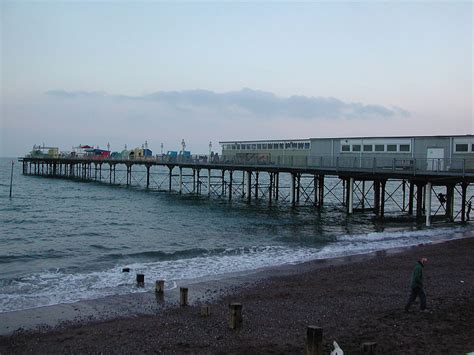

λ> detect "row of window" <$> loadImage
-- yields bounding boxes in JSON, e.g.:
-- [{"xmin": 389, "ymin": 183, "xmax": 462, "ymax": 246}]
[
  {"xmin": 223, "ymin": 142, "xmax": 311, "ymax": 150},
  {"xmin": 454, "ymin": 144, "xmax": 474, "ymax": 153},
  {"xmin": 341, "ymin": 144, "xmax": 411, "ymax": 153}
]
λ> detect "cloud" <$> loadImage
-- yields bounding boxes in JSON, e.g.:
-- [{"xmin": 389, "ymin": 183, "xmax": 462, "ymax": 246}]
[{"xmin": 45, "ymin": 88, "xmax": 409, "ymax": 119}]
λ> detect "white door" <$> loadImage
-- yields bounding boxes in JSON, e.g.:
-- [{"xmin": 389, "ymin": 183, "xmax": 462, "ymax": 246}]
[{"xmin": 426, "ymin": 148, "xmax": 444, "ymax": 171}]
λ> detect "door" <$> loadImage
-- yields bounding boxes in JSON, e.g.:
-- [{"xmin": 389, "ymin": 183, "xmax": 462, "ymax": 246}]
[{"xmin": 426, "ymin": 148, "xmax": 444, "ymax": 171}]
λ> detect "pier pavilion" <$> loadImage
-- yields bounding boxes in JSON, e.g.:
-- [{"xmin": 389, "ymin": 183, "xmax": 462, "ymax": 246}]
[{"xmin": 20, "ymin": 135, "xmax": 474, "ymax": 226}]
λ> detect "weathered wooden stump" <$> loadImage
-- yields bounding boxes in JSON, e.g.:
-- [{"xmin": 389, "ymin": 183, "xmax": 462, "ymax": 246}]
[
  {"xmin": 136, "ymin": 274, "xmax": 145, "ymax": 287},
  {"xmin": 229, "ymin": 303, "xmax": 243, "ymax": 329},
  {"xmin": 305, "ymin": 326, "xmax": 323, "ymax": 355},
  {"xmin": 180, "ymin": 287, "xmax": 188, "ymax": 306},
  {"xmin": 200, "ymin": 305, "xmax": 211, "ymax": 316},
  {"xmin": 360, "ymin": 342, "xmax": 377, "ymax": 355},
  {"xmin": 155, "ymin": 280, "xmax": 165, "ymax": 293},
  {"xmin": 122, "ymin": 267, "xmax": 130, "ymax": 273}
]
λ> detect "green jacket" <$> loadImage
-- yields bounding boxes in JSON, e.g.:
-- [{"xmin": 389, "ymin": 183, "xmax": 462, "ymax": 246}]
[{"xmin": 410, "ymin": 261, "xmax": 424, "ymax": 289}]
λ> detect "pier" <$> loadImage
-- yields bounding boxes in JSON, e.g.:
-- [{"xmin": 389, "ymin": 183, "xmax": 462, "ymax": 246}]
[{"xmin": 19, "ymin": 154, "xmax": 474, "ymax": 226}]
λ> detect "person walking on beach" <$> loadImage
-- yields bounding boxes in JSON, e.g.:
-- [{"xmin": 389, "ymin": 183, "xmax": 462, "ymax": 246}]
[{"xmin": 405, "ymin": 257, "xmax": 428, "ymax": 312}]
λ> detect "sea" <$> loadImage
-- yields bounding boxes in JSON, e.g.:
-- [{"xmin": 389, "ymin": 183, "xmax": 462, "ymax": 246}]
[{"xmin": 0, "ymin": 157, "xmax": 472, "ymax": 314}]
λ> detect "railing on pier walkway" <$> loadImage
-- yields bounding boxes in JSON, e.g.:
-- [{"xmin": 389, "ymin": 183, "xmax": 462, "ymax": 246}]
[{"xmin": 21, "ymin": 154, "xmax": 474, "ymax": 179}]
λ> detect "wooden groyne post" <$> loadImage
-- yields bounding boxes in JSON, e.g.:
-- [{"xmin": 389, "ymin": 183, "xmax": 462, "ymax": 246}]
[{"xmin": 305, "ymin": 326, "xmax": 323, "ymax": 355}]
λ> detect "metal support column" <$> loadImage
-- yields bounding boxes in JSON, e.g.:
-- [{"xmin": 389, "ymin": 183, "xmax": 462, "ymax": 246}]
[
  {"xmin": 246, "ymin": 171, "xmax": 252, "ymax": 202},
  {"xmin": 228, "ymin": 170, "xmax": 233, "ymax": 201},
  {"xmin": 426, "ymin": 182, "xmax": 432, "ymax": 226},
  {"xmin": 146, "ymin": 165, "xmax": 150, "ymax": 189},
  {"xmin": 290, "ymin": 173, "xmax": 296, "ymax": 207},
  {"xmin": 179, "ymin": 167, "xmax": 183, "ymax": 194},
  {"xmin": 208, "ymin": 169, "xmax": 211, "ymax": 197},
  {"xmin": 255, "ymin": 171, "xmax": 259, "ymax": 199},
  {"xmin": 408, "ymin": 181, "xmax": 414, "ymax": 215},
  {"xmin": 380, "ymin": 180, "xmax": 386, "ymax": 218},
  {"xmin": 348, "ymin": 177, "xmax": 354, "ymax": 214},
  {"xmin": 461, "ymin": 182, "xmax": 468, "ymax": 222},
  {"xmin": 168, "ymin": 166, "xmax": 173, "ymax": 192}
]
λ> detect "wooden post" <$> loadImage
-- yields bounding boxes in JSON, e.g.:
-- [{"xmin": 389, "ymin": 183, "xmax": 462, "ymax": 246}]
[
  {"xmin": 360, "ymin": 342, "xmax": 377, "ymax": 355},
  {"xmin": 155, "ymin": 280, "xmax": 165, "ymax": 293},
  {"xmin": 305, "ymin": 326, "xmax": 323, "ymax": 355},
  {"xmin": 229, "ymin": 303, "xmax": 243, "ymax": 329},
  {"xmin": 136, "ymin": 274, "xmax": 145, "ymax": 287},
  {"xmin": 201, "ymin": 305, "xmax": 211, "ymax": 316},
  {"xmin": 180, "ymin": 287, "xmax": 188, "ymax": 306}
]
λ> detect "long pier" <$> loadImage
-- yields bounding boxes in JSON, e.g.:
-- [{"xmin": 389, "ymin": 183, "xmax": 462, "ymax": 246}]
[{"xmin": 19, "ymin": 156, "xmax": 474, "ymax": 226}]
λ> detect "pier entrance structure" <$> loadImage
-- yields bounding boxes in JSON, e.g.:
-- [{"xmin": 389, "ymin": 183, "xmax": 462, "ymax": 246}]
[{"xmin": 20, "ymin": 135, "xmax": 474, "ymax": 226}]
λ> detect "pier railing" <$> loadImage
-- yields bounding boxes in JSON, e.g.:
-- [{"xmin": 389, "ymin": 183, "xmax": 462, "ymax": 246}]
[{"xmin": 22, "ymin": 154, "xmax": 474, "ymax": 178}]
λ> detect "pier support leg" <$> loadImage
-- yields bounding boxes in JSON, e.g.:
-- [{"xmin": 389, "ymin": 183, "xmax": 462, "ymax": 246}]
[
  {"xmin": 246, "ymin": 171, "xmax": 252, "ymax": 203},
  {"xmin": 314, "ymin": 174, "xmax": 318, "ymax": 207},
  {"xmin": 402, "ymin": 180, "xmax": 406, "ymax": 211},
  {"xmin": 445, "ymin": 184, "xmax": 454, "ymax": 221},
  {"xmin": 408, "ymin": 181, "xmax": 414, "ymax": 215},
  {"xmin": 221, "ymin": 170, "xmax": 225, "ymax": 196},
  {"xmin": 242, "ymin": 171, "xmax": 245, "ymax": 198},
  {"xmin": 348, "ymin": 177, "xmax": 354, "ymax": 214},
  {"xmin": 109, "ymin": 164, "xmax": 112, "ymax": 184},
  {"xmin": 275, "ymin": 173, "xmax": 279, "ymax": 201},
  {"xmin": 269, "ymin": 172, "xmax": 273, "ymax": 204},
  {"xmin": 426, "ymin": 182, "xmax": 432, "ymax": 226},
  {"xmin": 208, "ymin": 169, "xmax": 211, "ymax": 197},
  {"xmin": 373, "ymin": 180, "xmax": 380, "ymax": 215},
  {"xmin": 192, "ymin": 169, "xmax": 196, "ymax": 193},
  {"xmin": 228, "ymin": 171, "xmax": 233, "ymax": 201},
  {"xmin": 296, "ymin": 174, "xmax": 301, "ymax": 203},
  {"xmin": 461, "ymin": 183, "xmax": 468, "ymax": 222},
  {"xmin": 169, "ymin": 166, "xmax": 173, "ymax": 192},
  {"xmin": 197, "ymin": 169, "xmax": 201, "ymax": 195},
  {"xmin": 318, "ymin": 175, "xmax": 325, "ymax": 208},
  {"xmin": 416, "ymin": 183, "xmax": 424, "ymax": 219},
  {"xmin": 255, "ymin": 171, "xmax": 259, "ymax": 199},
  {"xmin": 179, "ymin": 167, "xmax": 183, "ymax": 194},
  {"xmin": 361, "ymin": 180, "xmax": 366, "ymax": 209},
  {"xmin": 146, "ymin": 165, "xmax": 150, "ymax": 189},
  {"xmin": 290, "ymin": 173, "xmax": 296, "ymax": 207},
  {"xmin": 380, "ymin": 180, "xmax": 386, "ymax": 218}
]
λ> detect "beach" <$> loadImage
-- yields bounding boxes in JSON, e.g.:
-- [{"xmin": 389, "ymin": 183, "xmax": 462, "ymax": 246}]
[{"xmin": 0, "ymin": 235, "xmax": 473, "ymax": 354}]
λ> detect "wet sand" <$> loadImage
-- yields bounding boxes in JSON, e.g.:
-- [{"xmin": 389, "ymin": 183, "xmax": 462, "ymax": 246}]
[{"xmin": 1, "ymin": 235, "xmax": 473, "ymax": 354}]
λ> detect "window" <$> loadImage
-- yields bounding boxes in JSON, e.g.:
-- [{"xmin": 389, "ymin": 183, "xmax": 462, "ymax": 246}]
[
  {"xmin": 375, "ymin": 144, "xmax": 385, "ymax": 152},
  {"xmin": 341, "ymin": 145, "xmax": 350, "ymax": 152},
  {"xmin": 273, "ymin": 143, "xmax": 279, "ymax": 149},
  {"xmin": 268, "ymin": 144, "xmax": 272, "ymax": 149},
  {"xmin": 252, "ymin": 144, "xmax": 256, "ymax": 149},
  {"xmin": 456, "ymin": 144, "xmax": 468, "ymax": 152},
  {"xmin": 352, "ymin": 145, "xmax": 361, "ymax": 152},
  {"xmin": 297, "ymin": 143, "xmax": 304, "ymax": 149},
  {"xmin": 257, "ymin": 144, "xmax": 261, "ymax": 149},
  {"xmin": 292, "ymin": 142, "xmax": 297, "ymax": 149},
  {"xmin": 363, "ymin": 145, "xmax": 373, "ymax": 152},
  {"xmin": 472, "ymin": 144, "xmax": 474, "ymax": 152},
  {"xmin": 304, "ymin": 142, "xmax": 310, "ymax": 149},
  {"xmin": 246, "ymin": 144, "xmax": 251, "ymax": 150},
  {"xmin": 279, "ymin": 143, "xmax": 284, "ymax": 149},
  {"xmin": 399, "ymin": 144, "xmax": 410, "ymax": 152},
  {"xmin": 241, "ymin": 145, "xmax": 246, "ymax": 150},
  {"xmin": 236, "ymin": 144, "xmax": 241, "ymax": 150},
  {"xmin": 387, "ymin": 144, "xmax": 397, "ymax": 152},
  {"xmin": 262, "ymin": 144, "xmax": 268, "ymax": 149},
  {"xmin": 285, "ymin": 142, "xmax": 291, "ymax": 149}
]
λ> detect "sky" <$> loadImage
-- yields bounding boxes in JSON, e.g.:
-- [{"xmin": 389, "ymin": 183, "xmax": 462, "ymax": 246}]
[{"xmin": 1, "ymin": 1, "xmax": 472, "ymax": 156}]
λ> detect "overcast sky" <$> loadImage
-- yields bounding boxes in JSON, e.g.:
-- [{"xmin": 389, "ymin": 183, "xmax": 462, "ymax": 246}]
[{"xmin": 1, "ymin": 1, "xmax": 472, "ymax": 156}]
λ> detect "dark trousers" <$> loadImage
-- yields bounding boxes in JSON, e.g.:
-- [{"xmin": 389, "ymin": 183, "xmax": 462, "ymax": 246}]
[{"xmin": 405, "ymin": 286, "xmax": 426, "ymax": 311}]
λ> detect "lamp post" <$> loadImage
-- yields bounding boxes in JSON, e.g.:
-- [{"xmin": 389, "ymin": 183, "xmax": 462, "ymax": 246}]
[
  {"xmin": 181, "ymin": 139, "xmax": 186, "ymax": 162},
  {"xmin": 107, "ymin": 142, "xmax": 110, "ymax": 152},
  {"xmin": 161, "ymin": 143, "xmax": 164, "ymax": 156},
  {"xmin": 209, "ymin": 141, "xmax": 212, "ymax": 162}
]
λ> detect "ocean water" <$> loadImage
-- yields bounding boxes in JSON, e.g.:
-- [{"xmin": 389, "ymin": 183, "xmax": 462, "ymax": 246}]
[{"xmin": 0, "ymin": 158, "xmax": 472, "ymax": 313}]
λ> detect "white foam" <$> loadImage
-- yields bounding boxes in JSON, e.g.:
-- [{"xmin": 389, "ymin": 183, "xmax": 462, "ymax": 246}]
[{"xmin": 0, "ymin": 226, "xmax": 471, "ymax": 313}]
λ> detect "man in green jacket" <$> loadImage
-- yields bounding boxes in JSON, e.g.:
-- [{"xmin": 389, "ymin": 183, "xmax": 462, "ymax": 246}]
[{"xmin": 405, "ymin": 257, "xmax": 428, "ymax": 312}]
